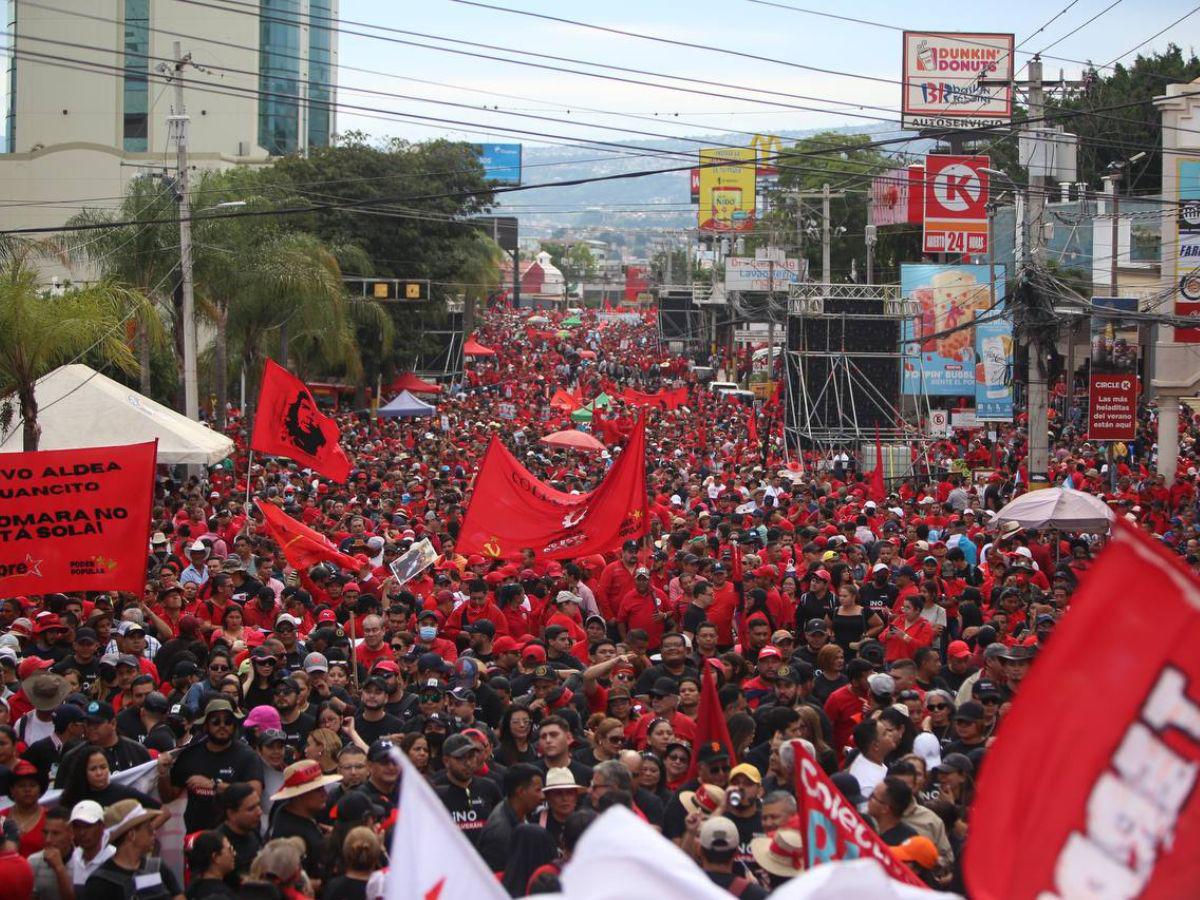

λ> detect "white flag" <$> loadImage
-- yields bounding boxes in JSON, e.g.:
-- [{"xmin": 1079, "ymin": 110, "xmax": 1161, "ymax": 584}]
[
  {"xmin": 385, "ymin": 747, "xmax": 507, "ymax": 900},
  {"xmin": 561, "ymin": 806, "xmax": 730, "ymax": 900},
  {"xmin": 769, "ymin": 857, "xmax": 960, "ymax": 899}
]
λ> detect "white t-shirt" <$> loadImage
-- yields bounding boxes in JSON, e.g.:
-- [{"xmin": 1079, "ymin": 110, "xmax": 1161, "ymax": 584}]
[
  {"xmin": 71, "ymin": 845, "xmax": 115, "ymax": 890},
  {"xmin": 848, "ymin": 753, "xmax": 888, "ymax": 806}
]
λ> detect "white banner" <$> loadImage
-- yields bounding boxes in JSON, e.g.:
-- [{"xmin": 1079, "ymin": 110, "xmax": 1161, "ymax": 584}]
[{"xmin": 725, "ymin": 257, "xmax": 801, "ymax": 291}]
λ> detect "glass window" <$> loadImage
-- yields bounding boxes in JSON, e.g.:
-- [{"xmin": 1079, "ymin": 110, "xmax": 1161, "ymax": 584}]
[
  {"xmin": 307, "ymin": 0, "xmax": 333, "ymax": 150},
  {"xmin": 123, "ymin": 0, "xmax": 149, "ymax": 151},
  {"xmin": 259, "ymin": 0, "xmax": 301, "ymax": 155}
]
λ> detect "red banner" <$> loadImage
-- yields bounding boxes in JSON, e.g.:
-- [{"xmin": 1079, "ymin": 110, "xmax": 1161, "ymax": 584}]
[
  {"xmin": 0, "ymin": 441, "xmax": 156, "ymax": 594},
  {"xmin": 255, "ymin": 500, "xmax": 361, "ymax": 573},
  {"xmin": 251, "ymin": 359, "xmax": 351, "ymax": 481},
  {"xmin": 621, "ymin": 387, "xmax": 687, "ymax": 410},
  {"xmin": 966, "ymin": 522, "xmax": 1200, "ymax": 899},
  {"xmin": 456, "ymin": 417, "xmax": 648, "ymax": 560},
  {"xmin": 1087, "ymin": 373, "xmax": 1138, "ymax": 440},
  {"xmin": 790, "ymin": 740, "xmax": 925, "ymax": 886}
]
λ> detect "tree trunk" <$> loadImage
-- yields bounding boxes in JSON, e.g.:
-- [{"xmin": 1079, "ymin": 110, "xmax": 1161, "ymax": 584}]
[
  {"xmin": 19, "ymin": 383, "xmax": 38, "ymax": 452},
  {"xmin": 137, "ymin": 319, "xmax": 152, "ymax": 396},
  {"xmin": 214, "ymin": 303, "xmax": 228, "ymax": 430}
]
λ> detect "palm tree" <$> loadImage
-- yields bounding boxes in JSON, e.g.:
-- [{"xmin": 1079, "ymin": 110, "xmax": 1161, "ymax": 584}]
[
  {"xmin": 0, "ymin": 247, "xmax": 152, "ymax": 450},
  {"xmin": 63, "ymin": 177, "xmax": 177, "ymax": 396}
]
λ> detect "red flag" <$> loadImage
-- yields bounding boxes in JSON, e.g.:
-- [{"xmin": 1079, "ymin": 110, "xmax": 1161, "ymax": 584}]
[
  {"xmin": 456, "ymin": 417, "xmax": 648, "ymax": 560},
  {"xmin": 0, "ymin": 441, "xmax": 156, "ymax": 594},
  {"xmin": 255, "ymin": 500, "xmax": 361, "ymax": 573},
  {"xmin": 684, "ymin": 662, "xmax": 736, "ymax": 783},
  {"xmin": 791, "ymin": 740, "xmax": 926, "ymax": 886},
  {"xmin": 251, "ymin": 359, "xmax": 351, "ymax": 481},
  {"xmin": 868, "ymin": 427, "xmax": 886, "ymax": 502},
  {"xmin": 747, "ymin": 409, "xmax": 760, "ymax": 446},
  {"xmin": 966, "ymin": 522, "xmax": 1200, "ymax": 899}
]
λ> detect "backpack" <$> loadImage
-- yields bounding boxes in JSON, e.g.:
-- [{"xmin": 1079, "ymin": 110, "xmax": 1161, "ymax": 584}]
[{"xmin": 88, "ymin": 857, "xmax": 172, "ymax": 900}]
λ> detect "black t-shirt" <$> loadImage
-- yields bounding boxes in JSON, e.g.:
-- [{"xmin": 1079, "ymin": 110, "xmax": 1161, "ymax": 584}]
[
  {"xmin": 217, "ymin": 822, "xmax": 262, "ymax": 885},
  {"xmin": 536, "ymin": 757, "xmax": 593, "ymax": 790},
  {"xmin": 878, "ymin": 821, "xmax": 919, "ymax": 846},
  {"xmin": 187, "ymin": 877, "xmax": 237, "ymax": 899},
  {"xmin": 115, "ymin": 706, "xmax": 149, "ymax": 744},
  {"xmin": 51, "ymin": 654, "xmax": 101, "ymax": 693},
  {"xmin": 796, "ymin": 591, "xmax": 835, "ymax": 627},
  {"xmin": 436, "ymin": 777, "xmax": 500, "ymax": 846},
  {"xmin": 634, "ymin": 662, "xmax": 699, "ymax": 697},
  {"xmin": 354, "ymin": 711, "xmax": 404, "ymax": 745},
  {"xmin": 80, "ymin": 856, "xmax": 182, "ymax": 900},
  {"xmin": 860, "ymin": 582, "xmax": 898, "ymax": 620},
  {"xmin": 705, "ymin": 870, "xmax": 769, "ymax": 900},
  {"xmin": 681, "ymin": 603, "xmax": 709, "ymax": 635},
  {"xmin": 170, "ymin": 739, "xmax": 265, "ymax": 832},
  {"xmin": 279, "ymin": 712, "xmax": 316, "ymax": 752},
  {"xmin": 270, "ymin": 807, "xmax": 326, "ymax": 881},
  {"xmin": 938, "ymin": 663, "xmax": 976, "ymax": 693},
  {"xmin": 320, "ymin": 875, "xmax": 368, "ymax": 900},
  {"xmin": 56, "ymin": 737, "xmax": 151, "ymax": 788},
  {"xmin": 354, "ymin": 778, "xmax": 399, "ymax": 818}
]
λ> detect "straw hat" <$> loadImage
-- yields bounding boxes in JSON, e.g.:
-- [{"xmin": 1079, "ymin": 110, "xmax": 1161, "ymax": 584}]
[
  {"xmin": 103, "ymin": 800, "xmax": 157, "ymax": 841},
  {"xmin": 750, "ymin": 827, "xmax": 805, "ymax": 878},
  {"xmin": 542, "ymin": 767, "xmax": 586, "ymax": 793},
  {"xmin": 679, "ymin": 783, "xmax": 725, "ymax": 817},
  {"xmin": 270, "ymin": 759, "xmax": 342, "ymax": 801}
]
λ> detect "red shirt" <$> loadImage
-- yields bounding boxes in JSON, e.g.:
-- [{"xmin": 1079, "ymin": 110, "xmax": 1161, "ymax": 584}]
[
  {"xmin": 616, "ymin": 587, "xmax": 669, "ymax": 649},
  {"xmin": 627, "ymin": 709, "xmax": 697, "ymax": 748},
  {"xmin": 824, "ymin": 683, "xmax": 869, "ymax": 759},
  {"xmin": 355, "ymin": 641, "xmax": 393, "ymax": 671},
  {"xmin": 443, "ymin": 601, "xmax": 511, "ymax": 639},
  {"xmin": 707, "ymin": 582, "xmax": 739, "ymax": 646},
  {"xmin": 884, "ymin": 616, "xmax": 934, "ymax": 662},
  {"xmin": 597, "ymin": 561, "xmax": 637, "ymax": 619}
]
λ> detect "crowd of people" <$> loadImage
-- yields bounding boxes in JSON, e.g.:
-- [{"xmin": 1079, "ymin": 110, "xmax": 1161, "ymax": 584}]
[{"xmin": 0, "ymin": 303, "xmax": 1191, "ymax": 899}]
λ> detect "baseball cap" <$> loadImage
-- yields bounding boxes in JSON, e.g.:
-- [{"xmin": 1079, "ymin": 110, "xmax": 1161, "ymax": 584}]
[
  {"xmin": 934, "ymin": 752, "xmax": 975, "ymax": 775},
  {"xmin": 441, "ymin": 733, "xmax": 477, "ymax": 759},
  {"xmin": 303, "ymin": 652, "xmax": 329, "ymax": 673},
  {"xmin": 74, "ymin": 627, "xmax": 99, "ymax": 644},
  {"xmin": 729, "ymin": 763, "xmax": 762, "ymax": 785},
  {"xmin": 867, "ymin": 673, "xmax": 895, "ymax": 697},
  {"xmin": 69, "ymin": 800, "xmax": 104, "ymax": 825},
  {"xmin": 954, "ymin": 700, "xmax": 985, "ymax": 722},
  {"xmin": 699, "ymin": 816, "xmax": 740, "ymax": 852},
  {"xmin": 757, "ymin": 646, "xmax": 782, "ymax": 661},
  {"xmin": 634, "ymin": 566, "xmax": 650, "ymax": 577},
  {"xmin": 143, "ymin": 692, "xmax": 170, "ymax": 715},
  {"xmin": 367, "ymin": 739, "xmax": 397, "ymax": 763},
  {"xmin": 649, "ymin": 677, "xmax": 679, "ymax": 698},
  {"xmin": 257, "ymin": 729, "xmax": 287, "ymax": 747},
  {"xmin": 946, "ymin": 640, "xmax": 971, "ymax": 660},
  {"xmin": 804, "ymin": 618, "xmax": 828, "ymax": 635},
  {"xmin": 84, "ymin": 700, "xmax": 115, "ymax": 722},
  {"xmin": 53, "ymin": 703, "xmax": 86, "ymax": 730},
  {"xmin": 492, "ymin": 636, "xmax": 520, "ymax": 654},
  {"xmin": 892, "ymin": 835, "xmax": 939, "ymax": 870}
]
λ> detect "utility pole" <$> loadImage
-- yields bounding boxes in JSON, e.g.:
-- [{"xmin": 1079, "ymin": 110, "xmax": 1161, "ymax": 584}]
[
  {"xmin": 1105, "ymin": 172, "xmax": 1121, "ymax": 297},
  {"xmin": 821, "ymin": 183, "xmax": 832, "ymax": 283},
  {"xmin": 1024, "ymin": 55, "xmax": 1050, "ymax": 487},
  {"xmin": 170, "ymin": 42, "xmax": 198, "ymax": 421}
]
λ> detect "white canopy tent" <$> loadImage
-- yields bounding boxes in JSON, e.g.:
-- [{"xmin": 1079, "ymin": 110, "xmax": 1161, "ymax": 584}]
[{"xmin": 0, "ymin": 364, "xmax": 234, "ymax": 465}]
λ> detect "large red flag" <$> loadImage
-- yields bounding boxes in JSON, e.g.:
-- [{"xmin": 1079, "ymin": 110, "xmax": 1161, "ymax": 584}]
[
  {"xmin": 868, "ymin": 428, "xmax": 886, "ymax": 502},
  {"xmin": 791, "ymin": 739, "xmax": 925, "ymax": 886},
  {"xmin": 255, "ymin": 500, "xmax": 361, "ymax": 573},
  {"xmin": 684, "ymin": 661, "xmax": 736, "ymax": 783},
  {"xmin": 966, "ymin": 521, "xmax": 1200, "ymax": 900},
  {"xmin": 0, "ymin": 441, "xmax": 156, "ymax": 594},
  {"xmin": 456, "ymin": 417, "xmax": 648, "ymax": 560},
  {"xmin": 251, "ymin": 359, "xmax": 351, "ymax": 481}
]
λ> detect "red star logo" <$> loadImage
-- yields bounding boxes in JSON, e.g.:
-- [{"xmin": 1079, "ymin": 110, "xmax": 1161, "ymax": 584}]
[{"xmin": 425, "ymin": 877, "xmax": 446, "ymax": 900}]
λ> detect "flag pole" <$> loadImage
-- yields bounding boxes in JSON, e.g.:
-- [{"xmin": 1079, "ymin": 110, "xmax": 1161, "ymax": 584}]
[{"xmin": 245, "ymin": 449, "xmax": 254, "ymax": 506}]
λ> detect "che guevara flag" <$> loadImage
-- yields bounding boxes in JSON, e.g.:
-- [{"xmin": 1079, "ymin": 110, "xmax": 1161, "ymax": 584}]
[
  {"xmin": 255, "ymin": 500, "xmax": 361, "ymax": 573},
  {"xmin": 456, "ymin": 416, "xmax": 648, "ymax": 560},
  {"xmin": 0, "ymin": 441, "xmax": 156, "ymax": 594},
  {"xmin": 966, "ymin": 520, "xmax": 1200, "ymax": 900},
  {"xmin": 251, "ymin": 359, "xmax": 351, "ymax": 481}
]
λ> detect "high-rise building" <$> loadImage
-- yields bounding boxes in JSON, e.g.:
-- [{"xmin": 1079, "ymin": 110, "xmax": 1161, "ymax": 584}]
[{"xmin": 0, "ymin": 0, "xmax": 337, "ymax": 239}]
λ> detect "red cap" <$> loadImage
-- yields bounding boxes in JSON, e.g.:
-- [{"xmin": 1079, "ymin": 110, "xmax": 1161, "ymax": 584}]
[
  {"xmin": 757, "ymin": 645, "xmax": 782, "ymax": 661},
  {"xmin": 492, "ymin": 636, "xmax": 520, "ymax": 654},
  {"xmin": 17, "ymin": 657, "xmax": 52, "ymax": 679},
  {"xmin": 372, "ymin": 659, "xmax": 400, "ymax": 674},
  {"xmin": 317, "ymin": 609, "xmax": 338, "ymax": 624},
  {"xmin": 753, "ymin": 565, "xmax": 777, "ymax": 579},
  {"xmin": 810, "ymin": 568, "xmax": 832, "ymax": 582},
  {"xmin": 467, "ymin": 555, "xmax": 487, "ymax": 567},
  {"xmin": 522, "ymin": 644, "xmax": 547, "ymax": 662},
  {"xmin": 946, "ymin": 640, "xmax": 971, "ymax": 660},
  {"xmin": 33, "ymin": 612, "xmax": 65, "ymax": 634},
  {"xmin": 343, "ymin": 582, "xmax": 361, "ymax": 593}
]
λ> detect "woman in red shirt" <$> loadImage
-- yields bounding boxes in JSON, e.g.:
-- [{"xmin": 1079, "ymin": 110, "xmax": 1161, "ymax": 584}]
[{"xmin": 884, "ymin": 596, "xmax": 934, "ymax": 662}]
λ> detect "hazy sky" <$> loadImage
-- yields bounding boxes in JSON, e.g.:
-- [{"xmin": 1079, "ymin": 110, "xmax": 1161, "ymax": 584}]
[{"xmin": 334, "ymin": 0, "xmax": 1200, "ymax": 147}]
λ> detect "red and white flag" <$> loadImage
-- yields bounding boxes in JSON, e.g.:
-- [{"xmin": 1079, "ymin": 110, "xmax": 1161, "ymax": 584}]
[
  {"xmin": 386, "ymin": 747, "xmax": 507, "ymax": 900},
  {"xmin": 966, "ymin": 521, "xmax": 1200, "ymax": 899}
]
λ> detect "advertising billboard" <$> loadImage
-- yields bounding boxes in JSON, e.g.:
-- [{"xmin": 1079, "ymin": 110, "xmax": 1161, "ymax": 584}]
[
  {"xmin": 725, "ymin": 257, "xmax": 802, "ymax": 291},
  {"xmin": 750, "ymin": 133, "xmax": 783, "ymax": 177},
  {"xmin": 902, "ymin": 32, "xmax": 1015, "ymax": 130},
  {"xmin": 1088, "ymin": 297, "xmax": 1139, "ymax": 440},
  {"xmin": 901, "ymin": 264, "xmax": 1010, "ymax": 408},
  {"xmin": 923, "ymin": 154, "xmax": 990, "ymax": 255},
  {"xmin": 1176, "ymin": 159, "xmax": 1200, "ymax": 341},
  {"xmin": 476, "ymin": 144, "xmax": 522, "ymax": 185},
  {"xmin": 698, "ymin": 148, "xmax": 757, "ymax": 234},
  {"xmin": 871, "ymin": 165, "xmax": 924, "ymax": 226}
]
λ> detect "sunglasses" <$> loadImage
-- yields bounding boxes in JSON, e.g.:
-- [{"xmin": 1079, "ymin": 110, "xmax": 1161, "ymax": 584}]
[
  {"xmin": 980, "ymin": 696, "xmax": 1001, "ymax": 705},
  {"xmin": 209, "ymin": 664, "xmax": 230, "ymax": 672},
  {"xmin": 705, "ymin": 762, "xmax": 731, "ymax": 772},
  {"xmin": 208, "ymin": 715, "xmax": 236, "ymax": 726},
  {"xmin": 667, "ymin": 754, "xmax": 688, "ymax": 763},
  {"xmin": 255, "ymin": 658, "xmax": 276, "ymax": 666},
  {"xmin": 606, "ymin": 735, "xmax": 624, "ymax": 745},
  {"xmin": 419, "ymin": 693, "xmax": 443, "ymax": 703},
  {"xmin": 927, "ymin": 703, "xmax": 949, "ymax": 711}
]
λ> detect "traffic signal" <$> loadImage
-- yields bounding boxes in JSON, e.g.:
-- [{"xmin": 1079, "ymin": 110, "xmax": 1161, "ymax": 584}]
[{"xmin": 365, "ymin": 279, "xmax": 430, "ymax": 301}]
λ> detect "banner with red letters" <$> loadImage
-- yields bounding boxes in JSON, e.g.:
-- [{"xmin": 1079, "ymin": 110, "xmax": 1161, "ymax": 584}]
[
  {"xmin": 790, "ymin": 740, "xmax": 925, "ymax": 886},
  {"xmin": 456, "ymin": 417, "xmax": 648, "ymax": 560},
  {"xmin": 966, "ymin": 521, "xmax": 1200, "ymax": 899},
  {"xmin": 0, "ymin": 441, "xmax": 156, "ymax": 594}
]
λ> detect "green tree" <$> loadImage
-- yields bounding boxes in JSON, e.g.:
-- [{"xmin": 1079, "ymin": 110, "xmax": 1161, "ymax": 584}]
[
  {"xmin": 0, "ymin": 245, "xmax": 153, "ymax": 450},
  {"xmin": 764, "ymin": 132, "xmax": 923, "ymax": 284},
  {"xmin": 543, "ymin": 241, "xmax": 597, "ymax": 292}
]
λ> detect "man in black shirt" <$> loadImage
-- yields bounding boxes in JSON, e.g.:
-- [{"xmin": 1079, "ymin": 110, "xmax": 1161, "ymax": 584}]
[
  {"xmin": 795, "ymin": 569, "xmax": 836, "ymax": 627},
  {"xmin": 56, "ymin": 701, "xmax": 150, "ymax": 788},
  {"xmin": 268, "ymin": 759, "xmax": 341, "ymax": 885},
  {"xmin": 114, "ymin": 678, "xmax": 157, "ymax": 744},
  {"xmin": 681, "ymin": 580, "xmax": 714, "ymax": 638},
  {"xmin": 23, "ymin": 702, "xmax": 85, "ymax": 785},
  {"xmin": 435, "ymin": 733, "xmax": 499, "ymax": 847},
  {"xmin": 353, "ymin": 677, "xmax": 404, "ymax": 745},
  {"xmin": 860, "ymin": 565, "xmax": 898, "ymax": 622},
  {"xmin": 867, "ymin": 777, "xmax": 919, "ymax": 846},
  {"xmin": 51, "ymin": 627, "xmax": 102, "ymax": 693},
  {"xmin": 634, "ymin": 632, "xmax": 698, "ymax": 697},
  {"xmin": 273, "ymin": 677, "xmax": 315, "ymax": 753},
  {"xmin": 217, "ymin": 782, "xmax": 263, "ymax": 886},
  {"xmin": 354, "ymin": 739, "xmax": 400, "ymax": 818},
  {"xmin": 791, "ymin": 618, "xmax": 831, "ymax": 667},
  {"xmin": 697, "ymin": 817, "xmax": 768, "ymax": 900},
  {"xmin": 161, "ymin": 698, "xmax": 265, "ymax": 833}
]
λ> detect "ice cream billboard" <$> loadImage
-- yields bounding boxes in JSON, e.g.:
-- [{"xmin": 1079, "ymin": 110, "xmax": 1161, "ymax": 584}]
[
  {"xmin": 698, "ymin": 148, "xmax": 757, "ymax": 234},
  {"xmin": 901, "ymin": 265, "xmax": 1010, "ymax": 416}
]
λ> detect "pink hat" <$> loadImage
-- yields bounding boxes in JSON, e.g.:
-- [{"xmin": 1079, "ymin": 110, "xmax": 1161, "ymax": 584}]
[{"xmin": 243, "ymin": 705, "xmax": 282, "ymax": 733}]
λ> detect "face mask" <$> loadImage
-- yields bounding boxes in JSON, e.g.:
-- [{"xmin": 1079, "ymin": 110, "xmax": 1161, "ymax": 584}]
[{"xmin": 419, "ymin": 626, "xmax": 437, "ymax": 642}]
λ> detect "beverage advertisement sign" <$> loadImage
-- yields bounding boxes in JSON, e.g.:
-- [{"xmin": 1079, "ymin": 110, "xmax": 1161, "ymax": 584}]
[
  {"xmin": 902, "ymin": 32, "xmax": 1014, "ymax": 130},
  {"xmin": 901, "ymin": 265, "xmax": 1011, "ymax": 410},
  {"xmin": 923, "ymin": 154, "xmax": 990, "ymax": 255},
  {"xmin": 698, "ymin": 148, "xmax": 757, "ymax": 234}
]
